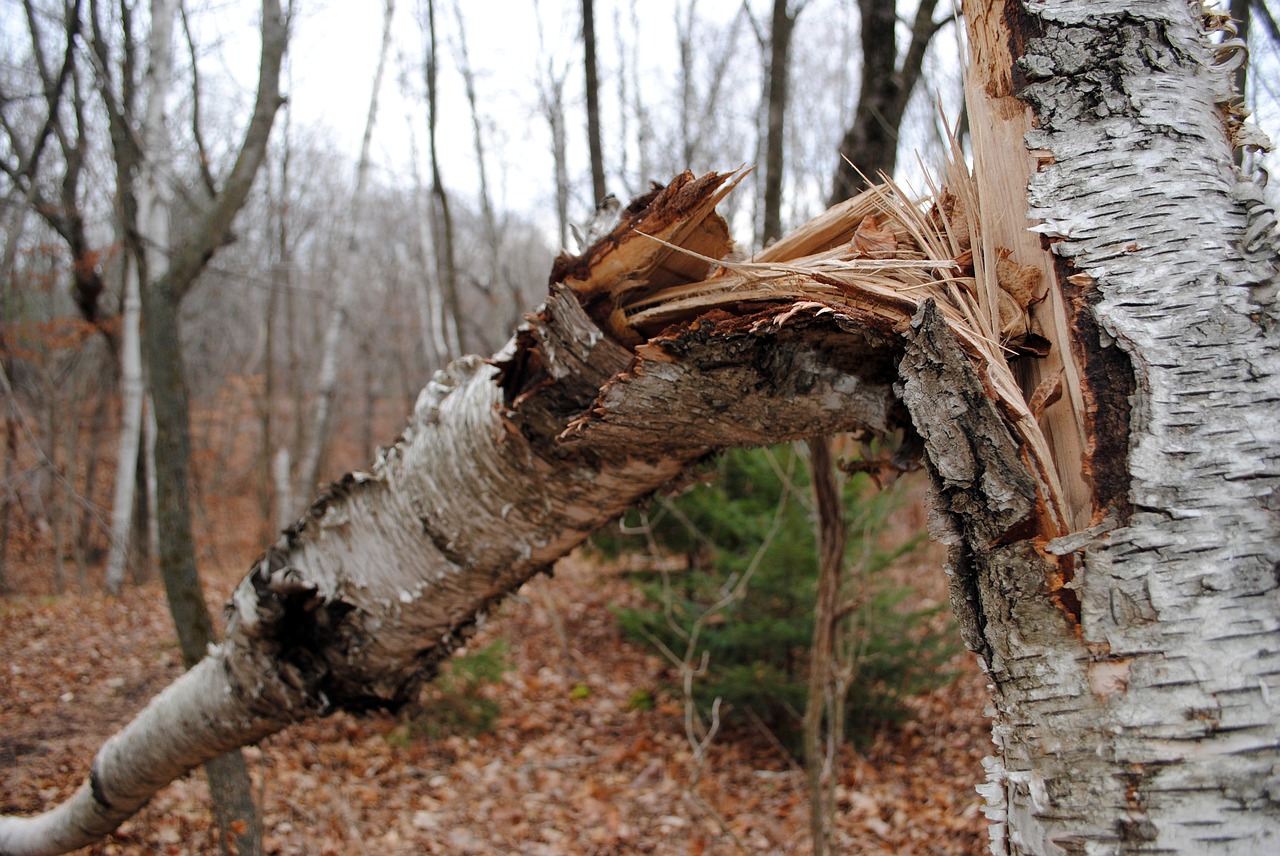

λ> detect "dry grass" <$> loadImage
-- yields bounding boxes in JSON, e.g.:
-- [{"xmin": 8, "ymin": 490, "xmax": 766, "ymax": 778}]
[{"xmin": 616, "ymin": 159, "xmax": 1070, "ymax": 536}]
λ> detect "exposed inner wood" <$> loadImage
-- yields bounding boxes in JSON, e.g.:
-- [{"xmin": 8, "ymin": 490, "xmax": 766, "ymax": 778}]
[
  {"xmin": 559, "ymin": 167, "xmax": 1076, "ymax": 545},
  {"xmin": 962, "ymin": 0, "xmax": 1093, "ymax": 534}
]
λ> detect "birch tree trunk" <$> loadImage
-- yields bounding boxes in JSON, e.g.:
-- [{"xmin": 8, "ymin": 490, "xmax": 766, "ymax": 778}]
[
  {"xmin": 451, "ymin": 3, "xmax": 507, "ymax": 319},
  {"xmin": 947, "ymin": 2, "xmax": 1280, "ymax": 851},
  {"xmin": 102, "ymin": 258, "xmax": 143, "ymax": 594},
  {"xmin": 534, "ymin": 2, "xmax": 572, "ymax": 251},
  {"xmin": 102, "ymin": 0, "xmax": 176, "ymax": 596}
]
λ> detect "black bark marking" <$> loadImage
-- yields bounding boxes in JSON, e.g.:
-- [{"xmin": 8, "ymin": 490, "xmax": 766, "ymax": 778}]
[
  {"xmin": 87, "ymin": 765, "xmax": 111, "ymax": 811},
  {"xmin": 1067, "ymin": 277, "xmax": 1135, "ymax": 521}
]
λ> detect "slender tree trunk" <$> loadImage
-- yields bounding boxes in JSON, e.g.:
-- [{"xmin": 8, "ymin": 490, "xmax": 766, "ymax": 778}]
[
  {"xmin": 261, "ymin": 257, "xmax": 278, "ymax": 538},
  {"xmin": 761, "ymin": 0, "xmax": 798, "ymax": 245},
  {"xmin": 103, "ymin": 259, "xmax": 143, "ymax": 593},
  {"xmin": 424, "ymin": 0, "xmax": 464, "ymax": 354},
  {"xmin": 451, "ymin": 3, "xmax": 505, "ymax": 308},
  {"xmin": 130, "ymin": 421, "xmax": 152, "ymax": 581},
  {"xmin": 295, "ymin": 0, "xmax": 395, "ymax": 502},
  {"xmin": 260, "ymin": 105, "xmax": 290, "ymax": 538},
  {"xmin": 676, "ymin": 1, "xmax": 696, "ymax": 167},
  {"xmin": 550, "ymin": 78, "xmax": 570, "ymax": 250},
  {"xmin": 802, "ymin": 436, "xmax": 845, "ymax": 856},
  {"xmin": 582, "ymin": 0, "xmax": 606, "ymax": 205},
  {"xmin": 627, "ymin": 0, "xmax": 653, "ymax": 193},
  {"xmin": 534, "ymin": 3, "xmax": 572, "ymax": 250},
  {"xmin": 142, "ymin": 277, "xmax": 262, "ymax": 856},
  {"xmin": 408, "ymin": 141, "xmax": 454, "ymax": 370}
]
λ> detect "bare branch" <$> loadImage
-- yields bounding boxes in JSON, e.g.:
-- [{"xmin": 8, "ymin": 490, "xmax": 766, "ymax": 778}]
[
  {"xmin": 166, "ymin": 0, "xmax": 288, "ymax": 302},
  {"xmin": 179, "ymin": 0, "xmax": 218, "ymax": 198}
]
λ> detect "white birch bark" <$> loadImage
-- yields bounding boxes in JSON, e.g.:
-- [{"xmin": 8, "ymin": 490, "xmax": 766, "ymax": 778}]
[
  {"xmin": 404, "ymin": 117, "xmax": 455, "ymax": 368},
  {"xmin": 272, "ymin": 446, "xmax": 292, "ymax": 532},
  {"xmin": 104, "ymin": 0, "xmax": 176, "ymax": 595},
  {"xmin": 102, "ymin": 261, "xmax": 144, "ymax": 593},
  {"xmin": 949, "ymin": 2, "xmax": 1280, "ymax": 852}
]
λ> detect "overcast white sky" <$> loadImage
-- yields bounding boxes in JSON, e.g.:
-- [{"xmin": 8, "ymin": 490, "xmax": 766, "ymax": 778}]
[
  {"xmin": 268, "ymin": 0, "xmax": 754, "ymax": 227},
  {"xmin": 198, "ymin": 0, "xmax": 896, "ymax": 241},
  {"xmin": 197, "ymin": 0, "xmax": 1279, "ymax": 222}
]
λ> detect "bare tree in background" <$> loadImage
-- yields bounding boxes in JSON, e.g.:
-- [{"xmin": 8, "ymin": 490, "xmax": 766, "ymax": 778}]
[
  {"xmin": 295, "ymin": 0, "xmax": 396, "ymax": 505},
  {"xmin": 262, "ymin": 91, "xmax": 293, "ymax": 534},
  {"xmin": 422, "ymin": 0, "xmax": 465, "ymax": 352},
  {"xmin": 674, "ymin": 1, "xmax": 746, "ymax": 173},
  {"xmin": 448, "ymin": 3, "xmax": 537, "ymax": 334},
  {"xmin": 758, "ymin": 0, "xmax": 805, "ymax": 245},
  {"xmin": 100, "ymin": 0, "xmax": 171, "ymax": 598},
  {"xmin": 829, "ymin": 1, "xmax": 948, "ymax": 204},
  {"xmin": 80, "ymin": 0, "xmax": 289, "ymax": 851},
  {"xmin": 535, "ymin": 0, "xmax": 572, "ymax": 250},
  {"xmin": 582, "ymin": 0, "xmax": 607, "ymax": 205}
]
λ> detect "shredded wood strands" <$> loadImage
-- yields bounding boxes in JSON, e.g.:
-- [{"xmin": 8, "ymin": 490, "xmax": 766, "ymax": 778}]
[{"xmin": 615, "ymin": 166, "xmax": 1070, "ymax": 537}]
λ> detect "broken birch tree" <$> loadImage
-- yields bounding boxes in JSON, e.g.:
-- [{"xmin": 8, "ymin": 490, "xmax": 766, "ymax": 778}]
[{"xmin": 2, "ymin": 1, "xmax": 1279, "ymax": 852}]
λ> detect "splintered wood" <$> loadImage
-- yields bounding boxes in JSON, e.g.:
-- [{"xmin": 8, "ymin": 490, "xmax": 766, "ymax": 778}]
[{"xmin": 557, "ymin": 167, "xmax": 1074, "ymax": 540}]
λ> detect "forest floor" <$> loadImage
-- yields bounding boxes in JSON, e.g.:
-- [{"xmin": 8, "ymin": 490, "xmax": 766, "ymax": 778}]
[
  {"xmin": 1, "ymin": 477, "xmax": 993, "ymax": 855},
  {"xmin": 1, "ymin": 558, "xmax": 992, "ymax": 855}
]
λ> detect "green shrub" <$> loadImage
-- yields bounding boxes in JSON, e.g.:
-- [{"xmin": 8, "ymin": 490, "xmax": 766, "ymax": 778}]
[
  {"xmin": 390, "ymin": 640, "xmax": 509, "ymax": 744},
  {"xmin": 597, "ymin": 445, "xmax": 957, "ymax": 753}
]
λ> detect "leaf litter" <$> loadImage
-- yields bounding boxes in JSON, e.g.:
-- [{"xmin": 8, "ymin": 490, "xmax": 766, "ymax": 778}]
[{"xmin": 1, "ymin": 534, "xmax": 990, "ymax": 855}]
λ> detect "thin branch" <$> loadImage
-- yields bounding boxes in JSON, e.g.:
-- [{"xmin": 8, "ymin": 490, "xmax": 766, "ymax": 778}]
[
  {"xmin": 7, "ymin": 0, "xmax": 81, "ymax": 185},
  {"xmin": 167, "ymin": 0, "xmax": 288, "ymax": 302},
  {"xmin": 179, "ymin": 0, "xmax": 218, "ymax": 197}
]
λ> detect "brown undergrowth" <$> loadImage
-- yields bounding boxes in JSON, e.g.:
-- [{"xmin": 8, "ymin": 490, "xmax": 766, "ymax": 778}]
[{"xmin": 1, "ymin": 517, "xmax": 990, "ymax": 855}]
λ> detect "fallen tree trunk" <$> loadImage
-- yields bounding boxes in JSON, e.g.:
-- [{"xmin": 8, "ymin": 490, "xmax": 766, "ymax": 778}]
[{"xmin": 0, "ymin": 170, "xmax": 953, "ymax": 855}]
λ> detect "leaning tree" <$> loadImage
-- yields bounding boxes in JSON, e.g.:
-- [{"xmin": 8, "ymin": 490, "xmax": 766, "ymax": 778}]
[{"xmin": 2, "ymin": 0, "xmax": 1278, "ymax": 853}]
